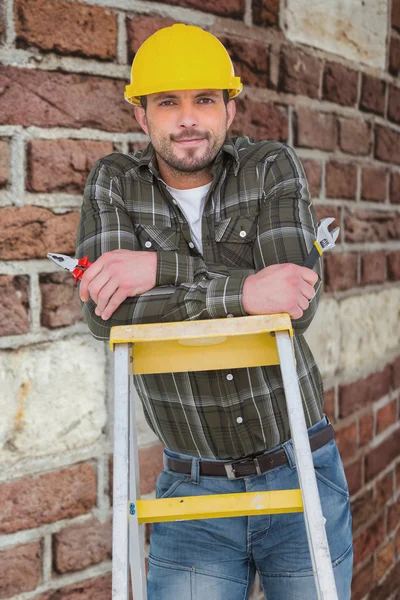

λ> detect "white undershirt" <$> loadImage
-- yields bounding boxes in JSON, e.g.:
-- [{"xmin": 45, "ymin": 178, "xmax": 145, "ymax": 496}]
[{"xmin": 166, "ymin": 182, "xmax": 212, "ymax": 255}]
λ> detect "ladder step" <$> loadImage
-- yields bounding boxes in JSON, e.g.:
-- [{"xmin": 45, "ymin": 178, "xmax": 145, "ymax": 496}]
[{"xmin": 135, "ymin": 490, "xmax": 303, "ymax": 524}]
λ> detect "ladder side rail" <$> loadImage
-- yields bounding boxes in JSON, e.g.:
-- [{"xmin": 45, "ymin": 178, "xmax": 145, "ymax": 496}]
[
  {"xmin": 129, "ymin": 364, "xmax": 148, "ymax": 600},
  {"xmin": 275, "ymin": 330, "xmax": 339, "ymax": 600},
  {"xmin": 112, "ymin": 344, "xmax": 131, "ymax": 600}
]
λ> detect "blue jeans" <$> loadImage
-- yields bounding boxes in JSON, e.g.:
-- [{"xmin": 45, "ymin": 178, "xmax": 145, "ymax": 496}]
[{"xmin": 147, "ymin": 417, "xmax": 353, "ymax": 599}]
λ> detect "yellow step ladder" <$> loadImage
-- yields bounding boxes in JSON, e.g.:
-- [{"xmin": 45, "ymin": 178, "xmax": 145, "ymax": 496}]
[{"xmin": 109, "ymin": 314, "xmax": 338, "ymax": 600}]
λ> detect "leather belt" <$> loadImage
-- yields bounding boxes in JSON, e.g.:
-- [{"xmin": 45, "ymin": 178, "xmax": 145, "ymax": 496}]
[{"xmin": 164, "ymin": 423, "xmax": 335, "ymax": 480}]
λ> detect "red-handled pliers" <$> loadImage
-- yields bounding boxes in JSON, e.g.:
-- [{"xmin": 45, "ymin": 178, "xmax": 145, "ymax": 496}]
[{"xmin": 47, "ymin": 253, "xmax": 93, "ymax": 282}]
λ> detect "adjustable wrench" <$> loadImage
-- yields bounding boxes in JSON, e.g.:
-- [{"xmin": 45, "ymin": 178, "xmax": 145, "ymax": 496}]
[{"xmin": 303, "ymin": 217, "xmax": 340, "ymax": 269}]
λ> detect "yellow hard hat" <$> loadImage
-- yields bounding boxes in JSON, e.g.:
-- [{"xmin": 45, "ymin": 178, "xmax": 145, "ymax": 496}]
[{"xmin": 124, "ymin": 24, "xmax": 243, "ymax": 106}]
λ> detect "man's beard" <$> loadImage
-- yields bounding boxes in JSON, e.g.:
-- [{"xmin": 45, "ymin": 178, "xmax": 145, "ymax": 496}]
[{"xmin": 152, "ymin": 128, "xmax": 224, "ymax": 174}]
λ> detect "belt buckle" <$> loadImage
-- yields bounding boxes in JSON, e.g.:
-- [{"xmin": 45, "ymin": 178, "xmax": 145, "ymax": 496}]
[{"xmin": 223, "ymin": 456, "xmax": 262, "ymax": 480}]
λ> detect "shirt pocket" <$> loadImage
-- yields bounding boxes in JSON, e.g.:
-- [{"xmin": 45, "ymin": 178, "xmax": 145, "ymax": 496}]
[
  {"xmin": 215, "ymin": 215, "xmax": 258, "ymax": 243},
  {"xmin": 215, "ymin": 215, "xmax": 258, "ymax": 268},
  {"xmin": 134, "ymin": 224, "xmax": 180, "ymax": 251}
]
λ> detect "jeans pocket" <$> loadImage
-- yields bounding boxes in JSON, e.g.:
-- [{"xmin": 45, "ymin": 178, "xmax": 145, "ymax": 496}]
[
  {"xmin": 156, "ymin": 469, "xmax": 189, "ymax": 499},
  {"xmin": 313, "ymin": 440, "xmax": 350, "ymax": 498}
]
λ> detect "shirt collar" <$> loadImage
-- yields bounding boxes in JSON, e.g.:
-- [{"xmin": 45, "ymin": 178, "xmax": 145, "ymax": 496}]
[{"xmin": 137, "ymin": 137, "xmax": 240, "ymax": 182}]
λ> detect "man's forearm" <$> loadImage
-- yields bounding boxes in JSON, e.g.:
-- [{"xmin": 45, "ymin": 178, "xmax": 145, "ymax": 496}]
[{"xmin": 156, "ymin": 250, "xmax": 256, "ymax": 287}]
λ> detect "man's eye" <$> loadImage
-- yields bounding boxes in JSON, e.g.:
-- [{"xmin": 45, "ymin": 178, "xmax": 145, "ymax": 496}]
[
  {"xmin": 199, "ymin": 98, "xmax": 214, "ymax": 104},
  {"xmin": 159, "ymin": 100, "xmax": 175, "ymax": 106}
]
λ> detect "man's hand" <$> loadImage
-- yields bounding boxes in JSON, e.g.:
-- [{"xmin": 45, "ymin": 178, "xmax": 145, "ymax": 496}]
[
  {"xmin": 242, "ymin": 263, "xmax": 318, "ymax": 320},
  {"xmin": 79, "ymin": 250, "xmax": 157, "ymax": 320}
]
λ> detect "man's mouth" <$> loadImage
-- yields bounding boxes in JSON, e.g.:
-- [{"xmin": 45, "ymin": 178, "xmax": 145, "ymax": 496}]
[{"xmin": 174, "ymin": 138, "xmax": 206, "ymax": 146}]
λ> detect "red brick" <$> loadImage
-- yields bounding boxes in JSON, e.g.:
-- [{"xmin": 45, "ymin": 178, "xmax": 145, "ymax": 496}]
[
  {"xmin": 375, "ymin": 471, "xmax": 394, "ymax": 510},
  {"xmin": 361, "ymin": 165, "xmax": 388, "ymax": 202},
  {"xmin": 294, "ymin": 108, "xmax": 336, "ymax": 151},
  {"xmin": 339, "ymin": 117, "xmax": 371, "ymax": 155},
  {"xmin": 0, "ymin": 463, "xmax": 96, "ymax": 534},
  {"xmin": 0, "ymin": 542, "xmax": 41, "ymax": 598},
  {"xmin": 279, "ymin": 47, "xmax": 321, "ymax": 98},
  {"xmin": 388, "ymin": 251, "xmax": 400, "ymax": 281},
  {"xmin": 365, "ymin": 428, "xmax": 400, "ymax": 481},
  {"xmin": 376, "ymin": 400, "xmax": 397, "ymax": 434},
  {"xmin": 0, "ymin": 275, "xmax": 29, "ymax": 336},
  {"xmin": 40, "ymin": 272, "xmax": 82, "ymax": 329},
  {"xmin": 388, "ymin": 496, "xmax": 400, "ymax": 532},
  {"xmin": 344, "ymin": 209, "xmax": 400, "ymax": 243},
  {"xmin": 14, "ymin": 0, "xmax": 117, "ymax": 60},
  {"xmin": 231, "ymin": 96, "xmax": 288, "ymax": 141},
  {"xmin": 351, "ymin": 489, "xmax": 374, "ymax": 532},
  {"xmin": 53, "ymin": 517, "xmax": 112, "ymax": 574},
  {"xmin": 353, "ymin": 516, "xmax": 385, "ymax": 565},
  {"xmin": 369, "ymin": 563, "xmax": 400, "ymax": 600},
  {"xmin": 351, "ymin": 557, "xmax": 374, "ymax": 600},
  {"xmin": 0, "ymin": 66, "xmax": 137, "ymax": 132},
  {"xmin": 144, "ymin": 0, "xmax": 245, "ymax": 18},
  {"xmin": 388, "ymin": 84, "xmax": 400, "ymax": 124},
  {"xmin": 376, "ymin": 540, "xmax": 395, "ymax": 581},
  {"xmin": 389, "ymin": 36, "xmax": 400, "ymax": 76},
  {"xmin": 339, "ymin": 367, "xmax": 392, "ymax": 418},
  {"xmin": 359, "ymin": 412, "xmax": 374, "ymax": 447},
  {"xmin": 302, "ymin": 159, "xmax": 321, "ymax": 198},
  {"xmin": 336, "ymin": 421, "xmax": 357, "ymax": 461},
  {"xmin": 375, "ymin": 125, "xmax": 400, "ymax": 165},
  {"xmin": 0, "ymin": 139, "xmax": 9, "ymax": 186},
  {"xmin": 361, "ymin": 251, "xmax": 387, "ymax": 285},
  {"xmin": 314, "ymin": 205, "xmax": 340, "ymax": 224},
  {"xmin": 252, "ymin": 0, "xmax": 280, "ymax": 27},
  {"xmin": 34, "ymin": 573, "xmax": 112, "ymax": 600},
  {"xmin": 323, "ymin": 62, "xmax": 358, "ymax": 106},
  {"xmin": 393, "ymin": 0, "xmax": 400, "ymax": 31},
  {"xmin": 324, "ymin": 253, "xmax": 358, "ymax": 292},
  {"xmin": 127, "ymin": 15, "xmax": 179, "ymax": 61},
  {"xmin": 0, "ymin": 206, "xmax": 79, "ymax": 260},
  {"xmin": 27, "ymin": 140, "xmax": 113, "ymax": 193},
  {"xmin": 345, "ymin": 459, "xmax": 363, "ymax": 495},
  {"xmin": 360, "ymin": 74, "xmax": 386, "ymax": 116},
  {"xmin": 390, "ymin": 172, "xmax": 400, "ymax": 203},
  {"xmin": 109, "ymin": 442, "xmax": 164, "ymax": 502},
  {"xmin": 392, "ymin": 356, "xmax": 400, "ymax": 389},
  {"xmin": 326, "ymin": 162, "xmax": 357, "ymax": 199},
  {"xmin": 220, "ymin": 37, "xmax": 269, "ymax": 88},
  {"xmin": 323, "ymin": 388, "xmax": 335, "ymax": 423}
]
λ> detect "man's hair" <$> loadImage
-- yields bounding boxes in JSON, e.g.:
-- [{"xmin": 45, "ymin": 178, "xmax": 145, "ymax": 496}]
[{"xmin": 139, "ymin": 89, "xmax": 230, "ymax": 110}]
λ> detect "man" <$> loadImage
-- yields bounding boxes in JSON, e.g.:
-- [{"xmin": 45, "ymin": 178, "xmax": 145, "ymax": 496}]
[{"xmin": 76, "ymin": 23, "xmax": 353, "ymax": 599}]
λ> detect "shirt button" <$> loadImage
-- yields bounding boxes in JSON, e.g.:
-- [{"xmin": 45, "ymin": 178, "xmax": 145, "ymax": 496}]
[
  {"xmin": 239, "ymin": 230, "xmax": 247, "ymax": 238},
  {"xmin": 226, "ymin": 313, "xmax": 233, "ymax": 318},
  {"xmin": 145, "ymin": 241, "xmax": 152, "ymax": 248},
  {"xmin": 188, "ymin": 242, "xmax": 195, "ymax": 249},
  {"xmin": 236, "ymin": 417, "xmax": 243, "ymax": 424},
  {"xmin": 226, "ymin": 373, "xmax": 233, "ymax": 381}
]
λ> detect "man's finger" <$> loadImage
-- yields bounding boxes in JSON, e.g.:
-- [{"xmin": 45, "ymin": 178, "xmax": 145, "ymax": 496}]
[
  {"xmin": 300, "ymin": 266, "xmax": 319, "ymax": 285},
  {"xmin": 99, "ymin": 288, "xmax": 129, "ymax": 321},
  {"xmin": 79, "ymin": 259, "xmax": 105, "ymax": 301},
  {"xmin": 95, "ymin": 279, "xmax": 119, "ymax": 315}
]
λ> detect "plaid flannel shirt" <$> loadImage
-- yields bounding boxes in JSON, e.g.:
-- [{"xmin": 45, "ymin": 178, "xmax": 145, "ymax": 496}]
[{"xmin": 76, "ymin": 136, "xmax": 324, "ymax": 459}]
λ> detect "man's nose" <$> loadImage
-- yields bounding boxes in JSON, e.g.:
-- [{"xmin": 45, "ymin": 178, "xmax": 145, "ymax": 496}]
[{"xmin": 177, "ymin": 102, "xmax": 198, "ymax": 128}]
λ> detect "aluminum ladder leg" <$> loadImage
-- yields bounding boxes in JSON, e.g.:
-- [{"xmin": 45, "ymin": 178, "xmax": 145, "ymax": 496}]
[{"xmin": 110, "ymin": 314, "xmax": 339, "ymax": 600}]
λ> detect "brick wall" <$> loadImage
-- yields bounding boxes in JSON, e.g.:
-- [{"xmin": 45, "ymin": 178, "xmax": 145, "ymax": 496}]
[{"xmin": 0, "ymin": 0, "xmax": 399, "ymax": 599}]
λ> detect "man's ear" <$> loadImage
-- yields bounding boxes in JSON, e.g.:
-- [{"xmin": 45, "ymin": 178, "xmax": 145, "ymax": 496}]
[
  {"xmin": 134, "ymin": 106, "xmax": 149, "ymax": 135},
  {"xmin": 226, "ymin": 99, "xmax": 236, "ymax": 131}
]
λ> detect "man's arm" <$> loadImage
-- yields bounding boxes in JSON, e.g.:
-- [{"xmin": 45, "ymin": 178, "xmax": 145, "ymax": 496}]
[
  {"xmin": 76, "ymin": 161, "xmax": 249, "ymax": 340},
  {"xmin": 246, "ymin": 143, "xmax": 322, "ymax": 335}
]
